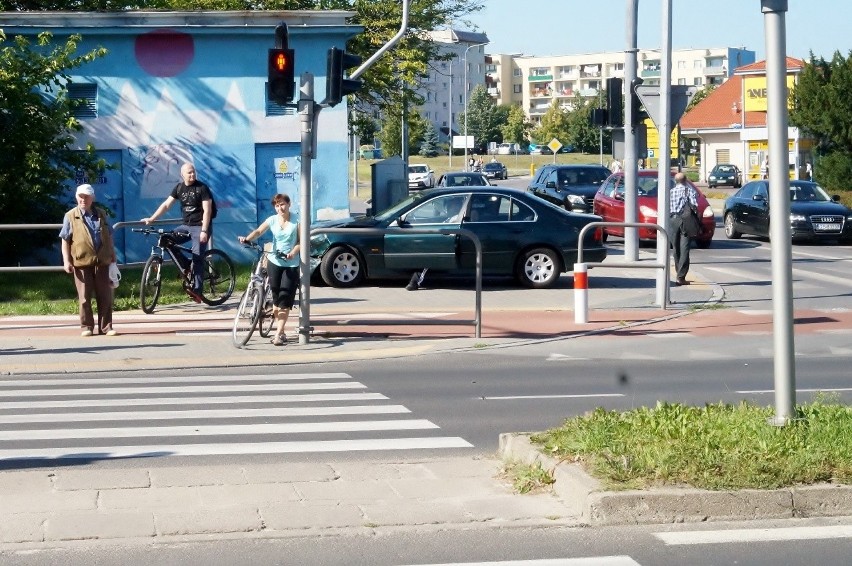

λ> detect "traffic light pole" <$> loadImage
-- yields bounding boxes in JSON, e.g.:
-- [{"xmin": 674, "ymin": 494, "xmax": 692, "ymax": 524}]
[
  {"xmin": 298, "ymin": 72, "xmax": 318, "ymax": 345},
  {"xmin": 623, "ymin": 0, "xmax": 640, "ymax": 262}
]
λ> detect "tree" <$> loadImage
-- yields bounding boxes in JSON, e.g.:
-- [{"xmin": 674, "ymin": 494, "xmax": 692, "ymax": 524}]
[
  {"xmin": 458, "ymin": 85, "xmax": 507, "ymax": 152},
  {"xmin": 686, "ymin": 84, "xmax": 716, "ymax": 113},
  {"xmin": 531, "ymin": 101, "xmax": 571, "ymax": 145},
  {"xmin": 419, "ymin": 120, "xmax": 439, "ymax": 157},
  {"xmin": 501, "ymin": 104, "xmax": 530, "ymax": 148},
  {"xmin": 789, "ymin": 50, "xmax": 852, "ymax": 192},
  {"xmin": 563, "ymin": 94, "xmax": 604, "ymax": 154},
  {"xmin": 377, "ymin": 100, "xmax": 426, "ymax": 158},
  {"xmin": 0, "ymin": 31, "xmax": 109, "ymax": 265}
]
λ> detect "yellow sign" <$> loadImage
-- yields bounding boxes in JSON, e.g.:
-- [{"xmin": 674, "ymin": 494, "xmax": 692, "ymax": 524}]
[
  {"xmin": 547, "ymin": 138, "xmax": 563, "ymax": 153},
  {"xmin": 644, "ymin": 119, "xmax": 679, "ymax": 157},
  {"xmin": 743, "ymin": 75, "xmax": 796, "ymax": 112}
]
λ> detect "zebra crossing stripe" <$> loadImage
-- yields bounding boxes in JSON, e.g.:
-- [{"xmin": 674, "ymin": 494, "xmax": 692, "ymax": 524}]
[
  {"xmin": 655, "ymin": 525, "xmax": 852, "ymax": 545},
  {"xmin": 0, "ymin": 437, "xmax": 473, "ymax": 461},
  {"xmin": 0, "ymin": 382, "xmax": 366, "ymax": 397},
  {"xmin": 0, "ymin": 392, "xmax": 388, "ymax": 410},
  {"xmin": 0, "ymin": 404, "xmax": 411, "ymax": 424},
  {"xmin": 0, "ymin": 419, "xmax": 439, "ymax": 441},
  {"xmin": 0, "ymin": 373, "xmax": 354, "ymax": 387}
]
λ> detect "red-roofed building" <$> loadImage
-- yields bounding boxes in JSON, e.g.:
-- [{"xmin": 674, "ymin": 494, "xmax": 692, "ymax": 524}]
[{"xmin": 681, "ymin": 57, "xmax": 813, "ymax": 184}]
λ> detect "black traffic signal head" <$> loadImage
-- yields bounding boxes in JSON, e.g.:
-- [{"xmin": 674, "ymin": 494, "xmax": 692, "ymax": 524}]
[
  {"xmin": 324, "ymin": 47, "xmax": 363, "ymax": 107},
  {"xmin": 630, "ymin": 77, "xmax": 648, "ymax": 126},
  {"xmin": 605, "ymin": 77, "xmax": 623, "ymax": 128},
  {"xmin": 268, "ymin": 48, "xmax": 295, "ymax": 105}
]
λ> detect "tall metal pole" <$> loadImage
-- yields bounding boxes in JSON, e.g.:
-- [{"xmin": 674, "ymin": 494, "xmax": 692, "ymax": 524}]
[
  {"xmin": 297, "ymin": 72, "xmax": 314, "ymax": 345},
  {"xmin": 762, "ymin": 0, "xmax": 796, "ymax": 425},
  {"xmin": 623, "ymin": 0, "xmax": 640, "ymax": 261},
  {"xmin": 655, "ymin": 0, "xmax": 672, "ymax": 307},
  {"xmin": 448, "ymin": 59, "xmax": 454, "ymax": 170},
  {"xmin": 463, "ymin": 42, "xmax": 487, "ymax": 170}
]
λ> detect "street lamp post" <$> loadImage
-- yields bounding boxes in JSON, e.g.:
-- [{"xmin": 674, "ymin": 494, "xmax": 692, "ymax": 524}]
[
  {"xmin": 463, "ymin": 41, "xmax": 488, "ymax": 171},
  {"xmin": 448, "ymin": 57, "xmax": 456, "ymax": 170}
]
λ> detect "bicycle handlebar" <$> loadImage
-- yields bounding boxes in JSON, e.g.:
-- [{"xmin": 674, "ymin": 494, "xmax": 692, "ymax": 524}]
[{"xmin": 241, "ymin": 240, "xmax": 287, "ymax": 259}]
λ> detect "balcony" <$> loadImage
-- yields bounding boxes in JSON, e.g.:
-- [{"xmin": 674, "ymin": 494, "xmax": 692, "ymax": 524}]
[
  {"xmin": 641, "ymin": 67, "xmax": 661, "ymax": 78},
  {"xmin": 703, "ymin": 65, "xmax": 727, "ymax": 76},
  {"xmin": 529, "ymin": 87, "xmax": 552, "ymax": 98},
  {"xmin": 487, "ymin": 87, "xmax": 500, "ymax": 96},
  {"xmin": 528, "ymin": 74, "xmax": 553, "ymax": 82}
]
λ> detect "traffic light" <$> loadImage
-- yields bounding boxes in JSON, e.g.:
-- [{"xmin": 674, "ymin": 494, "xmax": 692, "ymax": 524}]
[
  {"xmin": 267, "ymin": 48, "xmax": 295, "ymax": 105},
  {"xmin": 630, "ymin": 77, "xmax": 648, "ymax": 126},
  {"xmin": 268, "ymin": 48, "xmax": 296, "ymax": 105},
  {"xmin": 324, "ymin": 47, "xmax": 363, "ymax": 107},
  {"xmin": 605, "ymin": 77, "xmax": 623, "ymax": 128}
]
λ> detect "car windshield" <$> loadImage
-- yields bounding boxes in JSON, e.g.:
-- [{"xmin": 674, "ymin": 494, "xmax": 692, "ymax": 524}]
[
  {"xmin": 446, "ymin": 174, "xmax": 487, "ymax": 186},
  {"xmin": 484, "ymin": 163, "xmax": 501, "ymax": 170},
  {"xmin": 374, "ymin": 193, "xmax": 425, "ymax": 221},
  {"xmin": 716, "ymin": 165, "xmax": 736, "ymax": 173},
  {"xmin": 558, "ymin": 168, "xmax": 609, "ymax": 186},
  {"xmin": 409, "ymin": 166, "xmax": 427, "ymax": 174},
  {"xmin": 790, "ymin": 183, "xmax": 831, "ymax": 202}
]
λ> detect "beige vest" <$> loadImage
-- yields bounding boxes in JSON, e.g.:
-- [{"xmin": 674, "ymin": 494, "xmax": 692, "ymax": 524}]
[{"xmin": 64, "ymin": 206, "xmax": 115, "ymax": 267}]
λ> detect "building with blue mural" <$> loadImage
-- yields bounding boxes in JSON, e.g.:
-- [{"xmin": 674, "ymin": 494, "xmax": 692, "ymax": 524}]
[{"xmin": 0, "ymin": 11, "xmax": 360, "ymax": 264}]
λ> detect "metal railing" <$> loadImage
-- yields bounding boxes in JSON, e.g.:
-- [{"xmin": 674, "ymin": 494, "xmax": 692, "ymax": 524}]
[
  {"xmin": 577, "ymin": 221, "xmax": 671, "ymax": 309},
  {"xmin": 306, "ymin": 227, "xmax": 483, "ymax": 339},
  {"xmin": 0, "ymin": 219, "xmax": 181, "ymax": 272}
]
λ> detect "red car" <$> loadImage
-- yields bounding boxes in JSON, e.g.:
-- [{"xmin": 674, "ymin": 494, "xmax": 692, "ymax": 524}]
[{"xmin": 593, "ymin": 170, "xmax": 716, "ymax": 248}]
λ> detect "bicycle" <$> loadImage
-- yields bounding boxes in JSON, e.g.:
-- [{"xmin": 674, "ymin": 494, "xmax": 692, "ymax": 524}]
[
  {"xmin": 132, "ymin": 227, "xmax": 236, "ymax": 314},
  {"xmin": 232, "ymin": 241, "xmax": 277, "ymax": 348}
]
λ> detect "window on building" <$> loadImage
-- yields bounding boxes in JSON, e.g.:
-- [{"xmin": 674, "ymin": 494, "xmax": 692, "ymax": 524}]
[
  {"xmin": 678, "ymin": 78, "xmax": 687, "ymax": 85},
  {"xmin": 613, "ymin": 63, "xmax": 623, "ymax": 71},
  {"xmin": 513, "ymin": 84, "xmax": 522, "ymax": 94},
  {"xmin": 513, "ymin": 68, "xmax": 522, "ymax": 77},
  {"xmin": 693, "ymin": 77, "xmax": 703, "ymax": 86},
  {"xmin": 442, "ymin": 102, "xmax": 447, "ymax": 108},
  {"xmin": 677, "ymin": 60, "xmax": 686, "ymax": 69},
  {"xmin": 694, "ymin": 59, "xmax": 702, "ymax": 68},
  {"xmin": 68, "ymin": 83, "xmax": 98, "ymax": 118}
]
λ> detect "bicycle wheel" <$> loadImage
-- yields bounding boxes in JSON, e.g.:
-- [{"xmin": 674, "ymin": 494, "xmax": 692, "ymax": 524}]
[
  {"xmin": 259, "ymin": 284, "xmax": 276, "ymax": 338},
  {"xmin": 199, "ymin": 249, "xmax": 235, "ymax": 306},
  {"xmin": 140, "ymin": 255, "xmax": 163, "ymax": 314},
  {"xmin": 231, "ymin": 285, "xmax": 261, "ymax": 348}
]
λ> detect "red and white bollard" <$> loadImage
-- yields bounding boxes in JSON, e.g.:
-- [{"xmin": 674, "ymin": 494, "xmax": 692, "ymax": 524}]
[{"xmin": 573, "ymin": 262, "xmax": 588, "ymax": 324}]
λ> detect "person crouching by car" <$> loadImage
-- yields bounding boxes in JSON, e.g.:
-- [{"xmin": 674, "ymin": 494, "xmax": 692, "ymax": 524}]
[{"xmin": 59, "ymin": 184, "xmax": 118, "ymax": 337}]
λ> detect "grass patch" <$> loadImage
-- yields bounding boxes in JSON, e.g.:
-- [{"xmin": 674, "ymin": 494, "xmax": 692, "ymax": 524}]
[
  {"xmin": 0, "ymin": 265, "xmax": 253, "ymax": 316},
  {"xmin": 530, "ymin": 397, "xmax": 852, "ymax": 491},
  {"xmin": 686, "ymin": 302, "xmax": 728, "ymax": 312},
  {"xmin": 503, "ymin": 461, "xmax": 555, "ymax": 494}
]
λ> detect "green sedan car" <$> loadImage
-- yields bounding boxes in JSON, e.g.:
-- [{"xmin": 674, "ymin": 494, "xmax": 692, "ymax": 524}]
[{"xmin": 310, "ymin": 187, "xmax": 607, "ymax": 289}]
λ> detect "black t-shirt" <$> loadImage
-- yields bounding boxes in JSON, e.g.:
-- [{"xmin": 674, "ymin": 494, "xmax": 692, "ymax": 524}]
[{"xmin": 170, "ymin": 181, "xmax": 212, "ymax": 226}]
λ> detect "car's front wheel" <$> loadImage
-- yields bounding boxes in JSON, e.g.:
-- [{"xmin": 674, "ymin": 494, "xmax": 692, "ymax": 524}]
[
  {"xmin": 516, "ymin": 247, "xmax": 561, "ymax": 289},
  {"xmin": 724, "ymin": 212, "xmax": 741, "ymax": 239},
  {"xmin": 320, "ymin": 246, "xmax": 365, "ymax": 288}
]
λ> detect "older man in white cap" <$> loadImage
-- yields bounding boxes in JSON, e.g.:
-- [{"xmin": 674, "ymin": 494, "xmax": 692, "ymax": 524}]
[{"xmin": 59, "ymin": 183, "xmax": 118, "ymax": 336}]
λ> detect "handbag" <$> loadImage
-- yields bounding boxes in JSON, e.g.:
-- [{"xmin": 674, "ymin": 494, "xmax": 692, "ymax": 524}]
[{"xmin": 680, "ymin": 206, "xmax": 700, "ymax": 238}]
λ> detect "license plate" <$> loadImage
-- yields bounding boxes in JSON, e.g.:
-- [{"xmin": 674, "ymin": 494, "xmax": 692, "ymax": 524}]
[{"xmin": 814, "ymin": 223, "xmax": 841, "ymax": 231}]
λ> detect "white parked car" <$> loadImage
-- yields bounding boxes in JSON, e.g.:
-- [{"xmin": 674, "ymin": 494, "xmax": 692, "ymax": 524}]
[{"xmin": 408, "ymin": 164, "xmax": 435, "ymax": 190}]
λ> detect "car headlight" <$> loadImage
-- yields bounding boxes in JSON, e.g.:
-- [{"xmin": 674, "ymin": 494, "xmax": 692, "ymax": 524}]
[
  {"xmin": 639, "ymin": 205, "xmax": 657, "ymax": 218},
  {"xmin": 702, "ymin": 205, "xmax": 715, "ymax": 218},
  {"xmin": 567, "ymin": 194, "xmax": 585, "ymax": 206},
  {"xmin": 790, "ymin": 213, "xmax": 807, "ymax": 222},
  {"xmin": 708, "ymin": 176, "xmax": 716, "ymax": 181}
]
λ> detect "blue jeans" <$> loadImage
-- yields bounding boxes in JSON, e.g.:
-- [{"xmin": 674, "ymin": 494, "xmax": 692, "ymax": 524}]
[{"xmin": 178, "ymin": 224, "xmax": 208, "ymax": 292}]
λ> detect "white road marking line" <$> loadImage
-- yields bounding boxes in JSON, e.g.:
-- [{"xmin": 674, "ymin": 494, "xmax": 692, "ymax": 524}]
[
  {"xmin": 0, "ymin": 419, "xmax": 439, "ymax": 441},
  {"xmin": 547, "ymin": 354, "xmax": 590, "ymax": 361},
  {"xmin": 737, "ymin": 387, "xmax": 852, "ymax": 394},
  {"xmin": 0, "ymin": 405, "xmax": 411, "ymax": 424},
  {"xmin": 792, "ymin": 249, "xmax": 852, "ymax": 261},
  {"xmin": 0, "ymin": 436, "xmax": 474, "ymax": 460},
  {"xmin": 0, "ymin": 373, "xmax": 353, "ymax": 387},
  {"xmin": 646, "ymin": 333, "xmax": 688, "ymax": 339},
  {"xmin": 655, "ymin": 525, "xmax": 852, "ymax": 545},
  {"xmin": 791, "ymin": 267, "xmax": 852, "ymax": 287},
  {"xmin": 0, "ymin": 392, "xmax": 388, "ymax": 410},
  {"xmin": 482, "ymin": 394, "xmax": 624, "ymax": 401},
  {"xmin": 0, "ymin": 382, "xmax": 367, "ymax": 398},
  {"xmin": 405, "ymin": 557, "xmax": 641, "ymax": 566},
  {"xmin": 701, "ymin": 265, "xmax": 769, "ymax": 283}
]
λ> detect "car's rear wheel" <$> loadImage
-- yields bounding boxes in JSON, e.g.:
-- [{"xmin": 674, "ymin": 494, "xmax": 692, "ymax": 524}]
[
  {"xmin": 724, "ymin": 212, "xmax": 741, "ymax": 239},
  {"xmin": 516, "ymin": 247, "xmax": 561, "ymax": 289},
  {"xmin": 320, "ymin": 246, "xmax": 365, "ymax": 288}
]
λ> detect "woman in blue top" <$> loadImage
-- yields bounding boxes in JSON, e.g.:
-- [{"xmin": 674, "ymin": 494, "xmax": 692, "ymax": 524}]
[{"xmin": 238, "ymin": 193, "xmax": 300, "ymax": 346}]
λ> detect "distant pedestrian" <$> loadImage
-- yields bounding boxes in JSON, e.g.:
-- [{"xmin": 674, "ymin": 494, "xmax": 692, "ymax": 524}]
[
  {"xmin": 59, "ymin": 183, "xmax": 118, "ymax": 337},
  {"xmin": 610, "ymin": 159, "xmax": 622, "ymax": 173},
  {"xmin": 669, "ymin": 172, "xmax": 699, "ymax": 287},
  {"xmin": 805, "ymin": 161, "xmax": 813, "ymax": 181},
  {"xmin": 760, "ymin": 156, "xmax": 769, "ymax": 179}
]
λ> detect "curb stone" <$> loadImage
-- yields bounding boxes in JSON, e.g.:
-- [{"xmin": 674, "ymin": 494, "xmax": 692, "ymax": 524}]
[{"xmin": 498, "ymin": 432, "xmax": 852, "ymax": 526}]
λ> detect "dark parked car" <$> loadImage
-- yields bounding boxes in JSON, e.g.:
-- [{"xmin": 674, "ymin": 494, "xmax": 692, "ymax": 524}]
[
  {"xmin": 310, "ymin": 187, "xmax": 607, "ymax": 289},
  {"xmin": 482, "ymin": 161, "xmax": 508, "ymax": 180},
  {"xmin": 593, "ymin": 170, "xmax": 716, "ymax": 248},
  {"xmin": 708, "ymin": 163, "xmax": 742, "ymax": 188},
  {"xmin": 527, "ymin": 164, "xmax": 612, "ymax": 213},
  {"xmin": 436, "ymin": 172, "xmax": 492, "ymax": 187},
  {"xmin": 723, "ymin": 180, "xmax": 852, "ymax": 243}
]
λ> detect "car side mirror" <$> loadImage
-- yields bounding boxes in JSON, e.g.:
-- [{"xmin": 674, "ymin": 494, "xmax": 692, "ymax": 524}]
[
  {"xmin": 396, "ymin": 215, "xmax": 409, "ymax": 227},
  {"xmin": 545, "ymin": 181, "xmax": 557, "ymax": 189},
  {"xmin": 615, "ymin": 192, "xmax": 624, "ymax": 201},
  {"xmin": 832, "ymin": 194, "xmax": 841, "ymax": 202},
  {"xmin": 753, "ymin": 194, "xmax": 766, "ymax": 202}
]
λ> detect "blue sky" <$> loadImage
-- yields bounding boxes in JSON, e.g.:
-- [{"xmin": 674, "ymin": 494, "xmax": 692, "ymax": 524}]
[{"xmin": 474, "ymin": 0, "xmax": 850, "ymax": 62}]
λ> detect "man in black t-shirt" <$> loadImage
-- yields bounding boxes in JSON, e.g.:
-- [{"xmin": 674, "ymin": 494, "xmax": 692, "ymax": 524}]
[{"xmin": 143, "ymin": 162, "xmax": 213, "ymax": 299}]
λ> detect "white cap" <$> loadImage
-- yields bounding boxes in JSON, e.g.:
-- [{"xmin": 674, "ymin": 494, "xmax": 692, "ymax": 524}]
[{"xmin": 76, "ymin": 184, "xmax": 95, "ymax": 197}]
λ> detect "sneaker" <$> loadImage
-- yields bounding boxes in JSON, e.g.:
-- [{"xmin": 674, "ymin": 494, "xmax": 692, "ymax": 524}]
[
  {"xmin": 105, "ymin": 330, "xmax": 118, "ymax": 337},
  {"xmin": 81, "ymin": 329, "xmax": 93, "ymax": 337},
  {"xmin": 272, "ymin": 334, "xmax": 287, "ymax": 346},
  {"xmin": 187, "ymin": 289, "xmax": 203, "ymax": 303}
]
